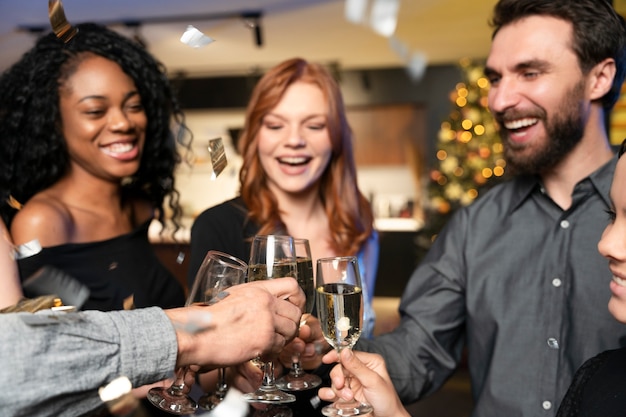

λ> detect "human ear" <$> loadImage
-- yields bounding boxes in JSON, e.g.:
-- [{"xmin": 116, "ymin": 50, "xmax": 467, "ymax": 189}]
[{"xmin": 588, "ymin": 58, "xmax": 616, "ymax": 101}]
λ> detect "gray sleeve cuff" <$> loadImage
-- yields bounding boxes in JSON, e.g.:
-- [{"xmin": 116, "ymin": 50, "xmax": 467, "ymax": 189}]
[{"xmin": 108, "ymin": 307, "xmax": 179, "ymax": 387}]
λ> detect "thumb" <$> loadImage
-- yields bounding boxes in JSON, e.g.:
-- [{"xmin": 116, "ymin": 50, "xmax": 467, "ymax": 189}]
[{"xmin": 341, "ymin": 349, "xmax": 361, "ymax": 373}]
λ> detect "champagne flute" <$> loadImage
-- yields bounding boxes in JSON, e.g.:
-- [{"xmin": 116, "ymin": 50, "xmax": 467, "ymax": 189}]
[
  {"xmin": 276, "ymin": 238, "xmax": 322, "ymax": 391},
  {"xmin": 195, "ymin": 252, "xmax": 248, "ymax": 411},
  {"xmin": 243, "ymin": 235, "xmax": 298, "ymax": 404},
  {"xmin": 147, "ymin": 250, "xmax": 247, "ymax": 415},
  {"xmin": 316, "ymin": 256, "xmax": 373, "ymax": 416}
]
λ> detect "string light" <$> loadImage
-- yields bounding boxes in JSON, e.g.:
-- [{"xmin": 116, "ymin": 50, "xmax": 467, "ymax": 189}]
[{"xmin": 428, "ymin": 58, "xmax": 508, "ymax": 217}]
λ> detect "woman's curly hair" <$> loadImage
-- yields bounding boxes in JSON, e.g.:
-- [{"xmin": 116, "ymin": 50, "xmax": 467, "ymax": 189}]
[
  {"xmin": 238, "ymin": 57, "xmax": 374, "ymax": 256},
  {"xmin": 0, "ymin": 23, "xmax": 191, "ymax": 232}
]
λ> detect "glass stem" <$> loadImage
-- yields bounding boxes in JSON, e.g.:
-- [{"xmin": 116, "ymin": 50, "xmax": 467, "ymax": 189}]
[
  {"xmin": 289, "ymin": 353, "xmax": 304, "ymax": 377},
  {"xmin": 216, "ymin": 367, "xmax": 228, "ymax": 393},
  {"xmin": 168, "ymin": 366, "xmax": 188, "ymax": 396},
  {"xmin": 262, "ymin": 361, "xmax": 276, "ymax": 388},
  {"xmin": 336, "ymin": 351, "xmax": 359, "ymax": 408}
]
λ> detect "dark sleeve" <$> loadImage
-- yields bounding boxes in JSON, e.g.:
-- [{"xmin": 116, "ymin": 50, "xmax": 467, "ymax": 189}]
[
  {"xmin": 188, "ymin": 198, "xmax": 255, "ymax": 289},
  {"xmin": 555, "ymin": 350, "xmax": 612, "ymax": 417},
  {"xmin": 356, "ymin": 207, "xmax": 469, "ymax": 403},
  {"xmin": 16, "ymin": 250, "xmax": 50, "ymax": 281}
]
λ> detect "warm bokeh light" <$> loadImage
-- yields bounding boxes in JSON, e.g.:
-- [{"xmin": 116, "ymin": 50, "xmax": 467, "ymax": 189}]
[
  {"xmin": 460, "ymin": 131, "xmax": 472, "ymax": 143},
  {"xmin": 429, "ymin": 59, "xmax": 507, "ymax": 231},
  {"xmin": 478, "ymin": 146, "xmax": 491, "ymax": 158}
]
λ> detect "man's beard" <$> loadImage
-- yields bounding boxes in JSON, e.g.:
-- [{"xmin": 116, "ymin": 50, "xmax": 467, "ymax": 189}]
[{"xmin": 500, "ymin": 81, "xmax": 586, "ymax": 175}]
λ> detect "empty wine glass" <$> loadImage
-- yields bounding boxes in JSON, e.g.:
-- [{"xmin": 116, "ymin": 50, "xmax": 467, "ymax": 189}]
[
  {"xmin": 316, "ymin": 256, "xmax": 373, "ymax": 416},
  {"xmin": 147, "ymin": 250, "xmax": 247, "ymax": 415},
  {"xmin": 195, "ymin": 252, "xmax": 248, "ymax": 411},
  {"xmin": 243, "ymin": 235, "xmax": 298, "ymax": 404},
  {"xmin": 276, "ymin": 238, "xmax": 322, "ymax": 391}
]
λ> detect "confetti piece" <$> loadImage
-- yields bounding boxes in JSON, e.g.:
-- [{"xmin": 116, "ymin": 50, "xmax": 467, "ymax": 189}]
[
  {"xmin": 208, "ymin": 137, "xmax": 227, "ymax": 179},
  {"xmin": 180, "ymin": 25, "xmax": 215, "ymax": 48}
]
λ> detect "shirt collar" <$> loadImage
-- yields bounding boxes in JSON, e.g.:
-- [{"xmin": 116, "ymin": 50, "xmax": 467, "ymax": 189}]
[
  {"xmin": 589, "ymin": 153, "xmax": 617, "ymax": 208},
  {"xmin": 507, "ymin": 154, "xmax": 617, "ymax": 214}
]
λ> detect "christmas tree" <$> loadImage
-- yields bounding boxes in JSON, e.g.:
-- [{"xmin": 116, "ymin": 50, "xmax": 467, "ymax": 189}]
[{"xmin": 421, "ymin": 58, "xmax": 509, "ymax": 244}]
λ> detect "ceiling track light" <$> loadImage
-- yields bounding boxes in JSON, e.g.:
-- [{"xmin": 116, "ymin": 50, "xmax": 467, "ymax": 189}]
[{"xmin": 17, "ymin": 9, "xmax": 265, "ymax": 48}]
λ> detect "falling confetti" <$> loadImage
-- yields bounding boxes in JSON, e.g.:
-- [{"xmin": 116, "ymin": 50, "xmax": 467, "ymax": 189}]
[{"xmin": 180, "ymin": 25, "xmax": 215, "ymax": 48}]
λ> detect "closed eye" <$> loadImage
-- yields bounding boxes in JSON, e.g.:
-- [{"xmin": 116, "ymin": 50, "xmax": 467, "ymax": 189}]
[{"xmin": 606, "ymin": 208, "xmax": 617, "ymax": 223}]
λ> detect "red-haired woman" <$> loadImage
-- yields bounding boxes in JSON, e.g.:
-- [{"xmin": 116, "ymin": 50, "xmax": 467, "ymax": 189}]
[{"xmin": 188, "ymin": 57, "xmax": 379, "ymax": 339}]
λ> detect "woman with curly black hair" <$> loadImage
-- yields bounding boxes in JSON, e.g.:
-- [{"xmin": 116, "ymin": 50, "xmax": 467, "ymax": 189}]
[{"xmin": 0, "ymin": 23, "xmax": 189, "ymax": 313}]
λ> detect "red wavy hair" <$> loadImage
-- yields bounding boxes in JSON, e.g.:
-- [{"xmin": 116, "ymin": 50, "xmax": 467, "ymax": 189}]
[{"xmin": 238, "ymin": 57, "xmax": 374, "ymax": 256}]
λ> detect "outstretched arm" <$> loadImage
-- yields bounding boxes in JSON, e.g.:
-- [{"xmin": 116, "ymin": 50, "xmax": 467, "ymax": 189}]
[{"xmin": 0, "ymin": 277, "xmax": 304, "ymax": 416}]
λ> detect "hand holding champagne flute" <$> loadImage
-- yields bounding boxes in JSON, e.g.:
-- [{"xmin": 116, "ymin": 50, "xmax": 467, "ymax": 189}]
[
  {"xmin": 243, "ymin": 235, "xmax": 298, "ymax": 404},
  {"xmin": 316, "ymin": 256, "xmax": 373, "ymax": 416},
  {"xmin": 147, "ymin": 250, "xmax": 247, "ymax": 415}
]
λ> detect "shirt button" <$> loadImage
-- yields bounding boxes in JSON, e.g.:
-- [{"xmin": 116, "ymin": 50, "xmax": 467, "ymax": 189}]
[
  {"xmin": 552, "ymin": 278, "xmax": 562, "ymax": 287},
  {"xmin": 547, "ymin": 338, "xmax": 559, "ymax": 349},
  {"xmin": 560, "ymin": 220, "xmax": 570, "ymax": 229},
  {"xmin": 542, "ymin": 401, "xmax": 552, "ymax": 410}
]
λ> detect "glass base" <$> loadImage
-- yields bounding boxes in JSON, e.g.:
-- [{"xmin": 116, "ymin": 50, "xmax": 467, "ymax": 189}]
[
  {"xmin": 276, "ymin": 372, "xmax": 322, "ymax": 391},
  {"xmin": 197, "ymin": 390, "xmax": 226, "ymax": 411},
  {"xmin": 146, "ymin": 386, "xmax": 198, "ymax": 415},
  {"xmin": 321, "ymin": 401, "xmax": 374, "ymax": 416},
  {"xmin": 243, "ymin": 385, "xmax": 296, "ymax": 404}
]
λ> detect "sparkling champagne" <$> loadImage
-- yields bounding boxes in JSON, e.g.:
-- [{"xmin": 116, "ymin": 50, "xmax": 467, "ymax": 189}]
[
  {"xmin": 297, "ymin": 257, "xmax": 315, "ymax": 314},
  {"xmin": 248, "ymin": 261, "xmax": 297, "ymax": 281},
  {"xmin": 316, "ymin": 283, "xmax": 362, "ymax": 350}
]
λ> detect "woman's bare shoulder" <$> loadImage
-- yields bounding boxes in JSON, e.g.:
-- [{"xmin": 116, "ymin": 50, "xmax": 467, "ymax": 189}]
[{"xmin": 10, "ymin": 195, "xmax": 72, "ymax": 247}]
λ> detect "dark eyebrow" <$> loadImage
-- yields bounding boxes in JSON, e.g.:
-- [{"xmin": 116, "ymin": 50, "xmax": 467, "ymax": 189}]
[
  {"xmin": 484, "ymin": 59, "xmax": 551, "ymax": 79},
  {"xmin": 514, "ymin": 59, "xmax": 550, "ymax": 72},
  {"xmin": 77, "ymin": 90, "xmax": 140, "ymax": 104}
]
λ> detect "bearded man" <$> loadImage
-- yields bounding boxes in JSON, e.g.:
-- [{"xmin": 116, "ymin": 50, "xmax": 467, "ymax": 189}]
[{"xmin": 355, "ymin": 1, "xmax": 626, "ymax": 416}]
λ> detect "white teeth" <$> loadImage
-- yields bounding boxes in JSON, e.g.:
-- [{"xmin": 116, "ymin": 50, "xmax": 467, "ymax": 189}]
[
  {"xmin": 102, "ymin": 142, "xmax": 134, "ymax": 155},
  {"xmin": 504, "ymin": 118, "xmax": 538, "ymax": 130},
  {"xmin": 613, "ymin": 275, "xmax": 626, "ymax": 287},
  {"xmin": 279, "ymin": 156, "xmax": 308, "ymax": 165}
]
